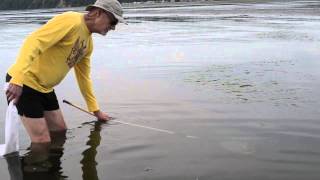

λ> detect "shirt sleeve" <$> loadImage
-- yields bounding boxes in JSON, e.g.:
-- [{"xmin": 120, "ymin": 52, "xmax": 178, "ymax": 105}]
[
  {"xmin": 74, "ymin": 39, "xmax": 99, "ymax": 112},
  {"xmin": 10, "ymin": 13, "xmax": 76, "ymax": 86}
]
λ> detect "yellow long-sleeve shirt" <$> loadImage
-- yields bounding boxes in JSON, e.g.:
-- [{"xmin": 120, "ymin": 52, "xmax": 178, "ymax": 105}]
[{"xmin": 7, "ymin": 11, "xmax": 99, "ymax": 112}]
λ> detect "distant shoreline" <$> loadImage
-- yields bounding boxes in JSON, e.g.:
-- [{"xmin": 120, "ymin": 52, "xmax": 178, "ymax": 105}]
[
  {"xmin": 123, "ymin": 0, "xmax": 298, "ymax": 9},
  {"xmin": 0, "ymin": 0, "xmax": 299, "ymax": 11}
]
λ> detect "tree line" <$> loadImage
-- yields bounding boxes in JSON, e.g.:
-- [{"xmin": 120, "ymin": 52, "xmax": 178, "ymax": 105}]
[{"xmin": 0, "ymin": 0, "xmax": 153, "ymax": 10}]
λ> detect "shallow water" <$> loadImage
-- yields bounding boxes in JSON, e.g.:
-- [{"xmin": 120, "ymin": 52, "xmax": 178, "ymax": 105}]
[{"xmin": 1, "ymin": 0, "xmax": 320, "ymax": 179}]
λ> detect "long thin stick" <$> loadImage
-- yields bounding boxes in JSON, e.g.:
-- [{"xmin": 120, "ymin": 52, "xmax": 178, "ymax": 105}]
[
  {"xmin": 63, "ymin": 100, "xmax": 94, "ymax": 116},
  {"xmin": 63, "ymin": 99, "xmax": 177, "ymax": 135},
  {"xmin": 63, "ymin": 99, "xmax": 198, "ymax": 139}
]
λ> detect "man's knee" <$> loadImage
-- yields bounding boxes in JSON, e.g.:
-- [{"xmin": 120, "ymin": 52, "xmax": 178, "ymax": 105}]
[
  {"xmin": 32, "ymin": 131, "xmax": 51, "ymax": 143},
  {"xmin": 21, "ymin": 117, "xmax": 51, "ymax": 143},
  {"xmin": 44, "ymin": 110, "xmax": 67, "ymax": 131}
]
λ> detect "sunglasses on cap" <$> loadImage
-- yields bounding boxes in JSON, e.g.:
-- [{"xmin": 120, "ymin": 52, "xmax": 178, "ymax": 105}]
[
  {"xmin": 104, "ymin": 11, "xmax": 118, "ymax": 26},
  {"xmin": 110, "ymin": 18, "xmax": 118, "ymax": 26}
]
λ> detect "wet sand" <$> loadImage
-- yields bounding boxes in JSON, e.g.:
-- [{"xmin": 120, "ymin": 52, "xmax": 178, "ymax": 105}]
[{"xmin": 1, "ymin": 0, "xmax": 320, "ymax": 179}]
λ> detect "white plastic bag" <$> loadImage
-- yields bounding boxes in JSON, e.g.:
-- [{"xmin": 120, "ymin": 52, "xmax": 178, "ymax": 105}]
[{"xmin": 0, "ymin": 83, "xmax": 20, "ymax": 156}]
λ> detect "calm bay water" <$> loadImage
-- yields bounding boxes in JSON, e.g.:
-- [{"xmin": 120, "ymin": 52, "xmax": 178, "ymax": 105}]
[{"xmin": 0, "ymin": 1, "xmax": 320, "ymax": 179}]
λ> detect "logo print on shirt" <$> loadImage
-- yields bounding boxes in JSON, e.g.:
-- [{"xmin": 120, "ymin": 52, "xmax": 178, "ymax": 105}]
[{"xmin": 66, "ymin": 37, "xmax": 87, "ymax": 68}]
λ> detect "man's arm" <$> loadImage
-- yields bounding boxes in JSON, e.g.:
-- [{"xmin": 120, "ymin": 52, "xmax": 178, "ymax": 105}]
[{"xmin": 74, "ymin": 45, "xmax": 111, "ymax": 121}]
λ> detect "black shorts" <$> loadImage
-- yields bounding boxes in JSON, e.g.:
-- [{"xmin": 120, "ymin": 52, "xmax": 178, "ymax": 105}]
[{"xmin": 6, "ymin": 74, "xmax": 59, "ymax": 118}]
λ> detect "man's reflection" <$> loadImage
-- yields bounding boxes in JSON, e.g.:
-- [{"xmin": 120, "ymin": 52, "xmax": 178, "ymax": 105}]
[
  {"xmin": 81, "ymin": 121, "xmax": 103, "ymax": 180},
  {"xmin": 5, "ymin": 121, "xmax": 104, "ymax": 180},
  {"xmin": 5, "ymin": 130, "xmax": 67, "ymax": 180}
]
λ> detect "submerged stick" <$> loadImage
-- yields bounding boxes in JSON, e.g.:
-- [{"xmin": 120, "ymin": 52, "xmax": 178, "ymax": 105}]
[
  {"xmin": 63, "ymin": 99, "xmax": 198, "ymax": 139},
  {"xmin": 63, "ymin": 100, "xmax": 174, "ymax": 134}
]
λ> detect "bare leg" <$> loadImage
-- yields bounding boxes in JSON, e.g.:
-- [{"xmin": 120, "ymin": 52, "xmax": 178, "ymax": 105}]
[
  {"xmin": 19, "ymin": 116, "xmax": 51, "ymax": 173},
  {"xmin": 20, "ymin": 116, "xmax": 51, "ymax": 143},
  {"xmin": 49, "ymin": 130, "xmax": 67, "ymax": 151},
  {"xmin": 44, "ymin": 109, "xmax": 67, "ymax": 132}
]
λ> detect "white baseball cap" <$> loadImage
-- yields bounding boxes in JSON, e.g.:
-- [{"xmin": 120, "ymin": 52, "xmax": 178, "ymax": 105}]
[{"xmin": 86, "ymin": 0, "xmax": 127, "ymax": 24}]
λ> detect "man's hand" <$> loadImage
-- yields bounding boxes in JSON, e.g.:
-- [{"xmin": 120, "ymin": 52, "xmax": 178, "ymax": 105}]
[
  {"xmin": 93, "ymin": 110, "xmax": 112, "ymax": 121},
  {"xmin": 6, "ymin": 83, "xmax": 23, "ymax": 104}
]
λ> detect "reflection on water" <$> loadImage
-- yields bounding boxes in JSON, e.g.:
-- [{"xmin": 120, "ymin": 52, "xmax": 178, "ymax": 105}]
[
  {"xmin": 80, "ymin": 121, "xmax": 103, "ymax": 180},
  {"xmin": 5, "ymin": 131, "xmax": 67, "ymax": 180},
  {"xmin": 4, "ymin": 123, "xmax": 103, "ymax": 180},
  {"xmin": 4, "ymin": 153, "xmax": 23, "ymax": 180}
]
